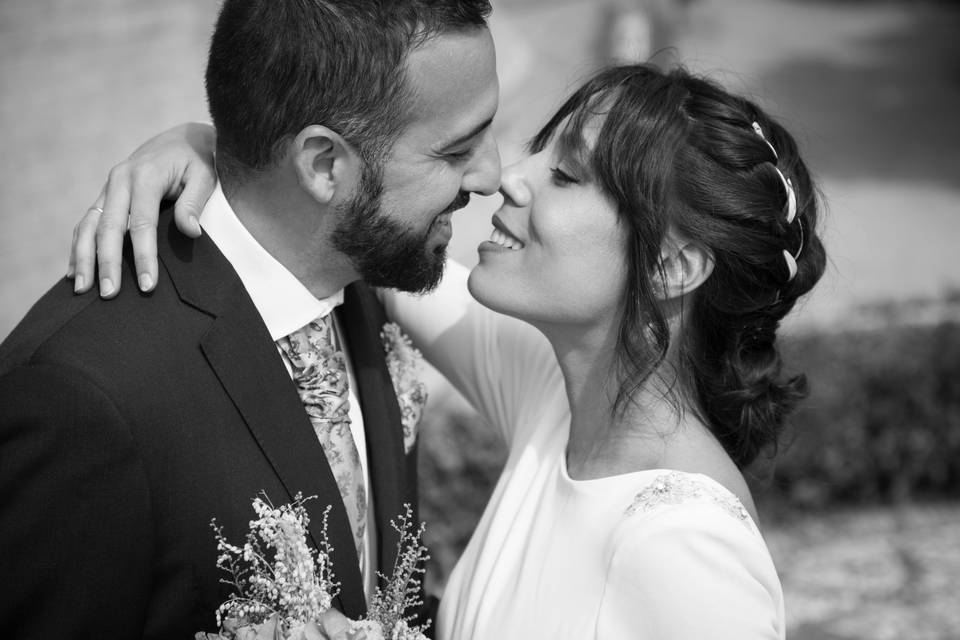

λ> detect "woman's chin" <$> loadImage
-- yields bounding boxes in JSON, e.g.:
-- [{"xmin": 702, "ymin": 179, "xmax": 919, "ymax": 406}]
[{"xmin": 467, "ymin": 265, "xmax": 517, "ymax": 317}]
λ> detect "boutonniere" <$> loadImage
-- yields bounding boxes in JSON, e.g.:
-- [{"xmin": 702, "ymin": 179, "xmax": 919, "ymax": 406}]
[
  {"xmin": 197, "ymin": 494, "xmax": 430, "ymax": 640},
  {"xmin": 381, "ymin": 323, "xmax": 428, "ymax": 453}
]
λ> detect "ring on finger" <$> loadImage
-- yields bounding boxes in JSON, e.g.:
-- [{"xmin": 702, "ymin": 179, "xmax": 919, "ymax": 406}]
[{"xmin": 89, "ymin": 206, "xmax": 104, "ymax": 215}]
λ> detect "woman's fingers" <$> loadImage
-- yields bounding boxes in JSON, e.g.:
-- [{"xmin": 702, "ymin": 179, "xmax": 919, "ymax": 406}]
[
  {"xmin": 173, "ymin": 159, "xmax": 214, "ymax": 238},
  {"xmin": 127, "ymin": 164, "xmax": 167, "ymax": 293},
  {"xmin": 70, "ymin": 195, "xmax": 105, "ymax": 294},
  {"xmin": 70, "ymin": 122, "xmax": 218, "ymax": 298},
  {"xmin": 314, "ymin": 609, "xmax": 362, "ymax": 639},
  {"xmin": 67, "ymin": 223, "xmax": 77, "ymax": 279},
  {"xmin": 94, "ymin": 163, "xmax": 136, "ymax": 298},
  {"xmin": 67, "ymin": 194, "xmax": 94, "ymax": 280}
]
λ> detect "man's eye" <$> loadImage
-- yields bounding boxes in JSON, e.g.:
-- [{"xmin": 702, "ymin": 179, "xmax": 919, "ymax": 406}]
[
  {"xmin": 442, "ymin": 148, "xmax": 474, "ymax": 161},
  {"xmin": 550, "ymin": 167, "xmax": 579, "ymax": 185}
]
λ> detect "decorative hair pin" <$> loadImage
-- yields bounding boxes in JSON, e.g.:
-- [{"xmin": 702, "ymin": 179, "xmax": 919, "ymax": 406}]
[
  {"xmin": 782, "ymin": 249, "xmax": 798, "ymax": 281},
  {"xmin": 781, "ymin": 174, "xmax": 798, "ymax": 224},
  {"xmin": 752, "ymin": 121, "xmax": 797, "ymax": 224},
  {"xmin": 752, "ymin": 121, "xmax": 778, "ymax": 160},
  {"xmin": 753, "ymin": 121, "xmax": 801, "ymax": 281}
]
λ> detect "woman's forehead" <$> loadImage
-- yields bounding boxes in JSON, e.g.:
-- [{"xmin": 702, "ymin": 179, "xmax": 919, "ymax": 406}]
[{"xmin": 539, "ymin": 87, "xmax": 620, "ymax": 156}]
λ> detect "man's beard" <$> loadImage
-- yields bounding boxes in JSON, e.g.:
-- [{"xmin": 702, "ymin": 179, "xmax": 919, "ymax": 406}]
[{"xmin": 331, "ymin": 163, "xmax": 468, "ymax": 293}]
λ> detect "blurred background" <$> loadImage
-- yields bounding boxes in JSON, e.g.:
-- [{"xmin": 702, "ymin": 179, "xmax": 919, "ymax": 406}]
[{"xmin": 1, "ymin": 0, "xmax": 958, "ymax": 637}]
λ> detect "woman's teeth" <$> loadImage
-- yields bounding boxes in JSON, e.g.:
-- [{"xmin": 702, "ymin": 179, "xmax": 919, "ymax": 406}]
[{"xmin": 490, "ymin": 228, "xmax": 523, "ymax": 250}]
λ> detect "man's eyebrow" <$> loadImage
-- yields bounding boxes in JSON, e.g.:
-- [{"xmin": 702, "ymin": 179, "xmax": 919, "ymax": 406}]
[{"xmin": 438, "ymin": 117, "xmax": 494, "ymax": 150}]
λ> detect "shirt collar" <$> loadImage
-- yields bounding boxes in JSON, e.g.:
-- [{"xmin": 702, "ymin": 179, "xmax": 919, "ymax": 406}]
[{"xmin": 199, "ymin": 182, "xmax": 344, "ymax": 341}]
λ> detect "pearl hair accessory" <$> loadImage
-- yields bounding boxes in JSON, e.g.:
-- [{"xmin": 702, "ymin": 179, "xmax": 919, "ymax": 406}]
[
  {"xmin": 752, "ymin": 121, "xmax": 802, "ymax": 281},
  {"xmin": 782, "ymin": 249, "xmax": 798, "ymax": 281}
]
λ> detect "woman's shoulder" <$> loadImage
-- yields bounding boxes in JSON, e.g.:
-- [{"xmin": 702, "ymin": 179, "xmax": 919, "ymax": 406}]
[
  {"xmin": 610, "ymin": 470, "xmax": 776, "ymax": 570},
  {"xmin": 608, "ymin": 470, "xmax": 779, "ymax": 584},
  {"xmin": 623, "ymin": 470, "xmax": 754, "ymax": 527},
  {"xmin": 600, "ymin": 470, "xmax": 785, "ymax": 638}
]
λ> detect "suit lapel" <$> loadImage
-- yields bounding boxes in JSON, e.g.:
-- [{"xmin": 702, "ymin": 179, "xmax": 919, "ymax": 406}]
[
  {"xmin": 337, "ymin": 283, "xmax": 407, "ymax": 583},
  {"xmin": 157, "ymin": 213, "xmax": 367, "ymax": 618}
]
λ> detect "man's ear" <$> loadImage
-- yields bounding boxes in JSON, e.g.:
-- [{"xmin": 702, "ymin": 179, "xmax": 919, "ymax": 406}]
[
  {"xmin": 290, "ymin": 125, "xmax": 361, "ymax": 205},
  {"xmin": 655, "ymin": 229, "xmax": 715, "ymax": 300}
]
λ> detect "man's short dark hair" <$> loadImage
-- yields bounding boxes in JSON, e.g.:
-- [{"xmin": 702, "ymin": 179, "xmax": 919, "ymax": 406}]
[{"xmin": 206, "ymin": 0, "xmax": 492, "ymax": 184}]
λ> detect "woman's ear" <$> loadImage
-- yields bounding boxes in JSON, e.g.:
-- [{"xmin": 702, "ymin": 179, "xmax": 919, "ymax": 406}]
[
  {"xmin": 290, "ymin": 125, "xmax": 361, "ymax": 205},
  {"xmin": 655, "ymin": 230, "xmax": 715, "ymax": 300}
]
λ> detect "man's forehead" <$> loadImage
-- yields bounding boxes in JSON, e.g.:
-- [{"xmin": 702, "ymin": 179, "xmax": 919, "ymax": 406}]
[{"xmin": 401, "ymin": 27, "xmax": 499, "ymax": 145}]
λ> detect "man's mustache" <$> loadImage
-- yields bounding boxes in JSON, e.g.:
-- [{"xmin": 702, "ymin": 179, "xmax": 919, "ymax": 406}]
[{"xmin": 443, "ymin": 191, "xmax": 471, "ymax": 216}]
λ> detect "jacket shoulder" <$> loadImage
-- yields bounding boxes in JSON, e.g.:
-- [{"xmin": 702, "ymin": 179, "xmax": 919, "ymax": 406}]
[{"xmin": 0, "ymin": 277, "xmax": 101, "ymax": 372}]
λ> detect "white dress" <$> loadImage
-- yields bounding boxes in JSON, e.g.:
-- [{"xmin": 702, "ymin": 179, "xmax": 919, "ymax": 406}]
[{"xmin": 382, "ymin": 262, "xmax": 786, "ymax": 640}]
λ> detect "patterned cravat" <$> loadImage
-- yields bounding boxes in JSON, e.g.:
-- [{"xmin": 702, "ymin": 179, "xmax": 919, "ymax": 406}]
[{"xmin": 277, "ymin": 314, "xmax": 366, "ymax": 557}]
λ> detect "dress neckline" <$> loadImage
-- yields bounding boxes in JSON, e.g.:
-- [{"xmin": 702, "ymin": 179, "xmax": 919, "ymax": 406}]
[
  {"xmin": 558, "ymin": 431, "xmax": 753, "ymax": 510},
  {"xmin": 559, "ymin": 448, "xmax": 663, "ymax": 487},
  {"xmin": 557, "ymin": 447, "xmax": 761, "ymax": 530}
]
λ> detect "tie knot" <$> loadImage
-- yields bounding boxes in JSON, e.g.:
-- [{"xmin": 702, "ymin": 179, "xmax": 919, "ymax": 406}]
[{"xmin": 279, "ymin": 315, "xmax": 340, "ymax": 373}]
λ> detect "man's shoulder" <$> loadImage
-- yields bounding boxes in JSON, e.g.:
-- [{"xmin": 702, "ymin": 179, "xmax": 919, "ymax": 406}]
[
  {"xmin": 0, "ymin": 276, "xmax": 103, "ymax": 374},
  {"xmin": 0, "ymin": 212, "xmax": 235, "ymax": 377}
]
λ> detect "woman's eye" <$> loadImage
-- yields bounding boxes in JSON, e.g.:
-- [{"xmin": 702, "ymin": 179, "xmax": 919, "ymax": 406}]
[{"xmin": 550, "ymin": 167, "xmax": 579, "ymax": 185}]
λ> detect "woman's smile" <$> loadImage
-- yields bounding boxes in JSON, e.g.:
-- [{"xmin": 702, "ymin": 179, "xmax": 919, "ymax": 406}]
[{"xmin": 479, "ymin": 213, "xmax": 525, "ymax": 254}]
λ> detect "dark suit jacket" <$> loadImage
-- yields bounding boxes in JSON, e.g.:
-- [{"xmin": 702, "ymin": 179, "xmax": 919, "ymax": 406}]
[{"xmin": 0, "ymin": 212, "xmax": 420, "ymax": 639}]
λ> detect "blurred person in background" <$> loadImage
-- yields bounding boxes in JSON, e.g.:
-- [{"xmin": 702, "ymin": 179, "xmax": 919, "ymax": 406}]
[
  {"xmin": 72, "ymin": 60, "xmax": 825, "ymax": 638},
  {"xmin": 603, "ymin": 0, "xmax": 696, "ymax": 66}
]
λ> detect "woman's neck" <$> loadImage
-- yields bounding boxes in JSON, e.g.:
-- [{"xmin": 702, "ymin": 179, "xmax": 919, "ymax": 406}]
[
  {"xmin": 542, "ymin": 321, "xmax": 660, "ymax": 478},
  {"xmin": 546, "ymin": 322, "xmax": 730, "ymax": 483},
  {"xmin": 541, "ymin": 319, "xmax": 759, "ymax": 520}
]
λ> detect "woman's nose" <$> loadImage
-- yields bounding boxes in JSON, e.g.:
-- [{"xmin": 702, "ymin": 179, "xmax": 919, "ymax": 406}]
[{"xmin": 498, "ymin": 161, "xmax": 531, "ymax": 208}]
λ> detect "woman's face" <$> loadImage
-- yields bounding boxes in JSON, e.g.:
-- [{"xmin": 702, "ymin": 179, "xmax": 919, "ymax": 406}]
[{"xmin": 467, "ymin": 124, "xmax": 630, "ymax": 329}]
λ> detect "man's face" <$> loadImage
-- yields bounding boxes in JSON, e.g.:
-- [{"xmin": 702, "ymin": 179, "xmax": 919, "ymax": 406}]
[{"xmin": 331, "ymin": 26, "xmax": 501, "ymax": 293}]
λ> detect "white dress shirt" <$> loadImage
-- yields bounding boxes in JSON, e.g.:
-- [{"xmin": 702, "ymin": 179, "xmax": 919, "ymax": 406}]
[{"xmin": 200, "ymin": 183, "xmax": 377, "ymax": 598}]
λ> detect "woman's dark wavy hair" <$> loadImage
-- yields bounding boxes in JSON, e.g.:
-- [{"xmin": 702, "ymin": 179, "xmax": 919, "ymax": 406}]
[
  {"xmin": 206, "ymin": 0, "xmax": 491, "ymax": 183},
  {"xmin": 530, "ymin": 64, "xmax": 827, "ymax": 468}
]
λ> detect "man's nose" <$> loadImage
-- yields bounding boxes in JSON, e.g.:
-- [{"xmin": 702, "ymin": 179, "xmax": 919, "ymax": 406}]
[{"xmin": 462, "ymin": 130, "xmax": 501, "ymax": 196}]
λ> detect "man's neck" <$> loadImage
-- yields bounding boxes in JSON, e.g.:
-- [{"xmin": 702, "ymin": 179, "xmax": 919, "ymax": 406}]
[{"xmin": 221, "ymin": 176, "xmax": 358, "ymax": 300}]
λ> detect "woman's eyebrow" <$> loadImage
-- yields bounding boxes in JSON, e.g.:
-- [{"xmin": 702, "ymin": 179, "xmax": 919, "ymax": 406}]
[{"xmin": 556, "ymin": 135, "xmax": 591, "ymax": 176}]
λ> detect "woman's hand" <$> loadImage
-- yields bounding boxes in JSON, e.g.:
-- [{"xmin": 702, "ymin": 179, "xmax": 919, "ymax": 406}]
[
  {"xmin": 200, "ymin": 610, "xmax": 367, "ymax": 640},
  {"xmin": 313, "ymin": 609, "xmax": 362, "ymax": 639},
  {"xmin": 69, "ymin": 121, "xmax": 217, "ymax": 297},
  {"xmin": 306, "ymin": 609, "xmax": 376, "ymax": 639}
]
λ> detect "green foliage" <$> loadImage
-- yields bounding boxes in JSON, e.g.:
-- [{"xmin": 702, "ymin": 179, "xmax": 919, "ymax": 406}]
[
  {"xmin": 417, "ymin": 407, "xmax": 506, "ymax": 590},
  {"xmin": 749, "ymin": 321, "xmax": 960, "ymax": 516}
]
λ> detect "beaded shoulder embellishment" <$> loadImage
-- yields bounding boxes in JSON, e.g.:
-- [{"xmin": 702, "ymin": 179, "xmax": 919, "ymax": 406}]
[{"xmin": 624, "ymin": 471, "xmax": 752, "ymax": 525}]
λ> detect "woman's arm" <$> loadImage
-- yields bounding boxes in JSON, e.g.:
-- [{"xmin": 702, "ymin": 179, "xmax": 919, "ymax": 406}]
[
  {"xmin": 380, "ymin": 261, "xmax": 562, "ymax": 445},
  {"xmin": 70, "ymin": 122, "xmax": 217, "ymax": 297}
]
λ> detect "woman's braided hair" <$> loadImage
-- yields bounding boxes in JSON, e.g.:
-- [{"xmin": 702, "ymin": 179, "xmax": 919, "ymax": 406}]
[{"xmin": 530, "ymin": 64, "xmax": 827, "ymax": 468}]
